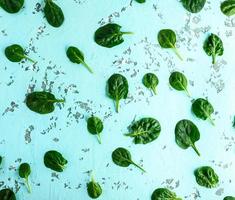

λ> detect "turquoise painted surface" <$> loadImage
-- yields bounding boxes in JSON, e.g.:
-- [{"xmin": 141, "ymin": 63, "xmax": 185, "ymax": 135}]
[{"xmin": 0, "ymin": 0, "xmax": 235, "ymax": 199}]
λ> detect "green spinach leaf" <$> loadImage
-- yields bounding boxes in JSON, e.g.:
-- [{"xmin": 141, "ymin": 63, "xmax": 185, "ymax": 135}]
[
  {"xmin": 112, "ymin": 147, "xmax": 146, "ymax": 173},
  {"xmin": 66, "ymin": 46, "xmax": 93, "ymax": 73},
  {"xmin": 169, "ymin": 71, "xmax": 190, "ymax": 96},
  {"xmin": 87, "ymin": 116, "xmax": 104, "ymax": 144},
  {"xmin": 194, "ymin": 166, "xmax": 219, "ymax": 188},
  {"xmin": 224, "ymin": 197, "xmax": 235, "ymax": 200},
  {"xmin": 26, "ymin": 91, "xmax": 65, "ymax": 114},
  {"xmin": 5, "ymin": 44, "xmax": 35, "ymax": 63},
  {"xmin": 203, "ymin": 33, "xmax": 224, "ymax": 64},
  {"xmin": 44, "ymin": 0, "xmax": 64, "ymax": 28},
  {"xmin": 158, "ymin": 29, "xmax": 183, "ymax": 60},
  {"xmin": 94, "ymin": 23, "xmax": 133, "ymax": 48},
  {"xmin": 175, "ymin": 119, "xmax": 201, "ymax": 156},
  {"xmin": 135, "ymin": 0, "xmax": 145, "ymax": 3},
  {"xmin": 0, "ymin": 189, "xmax": 16, "ymax": 200},
  {"xmin": 19, "ymin": 163, "xmax": 31, "ymax": 193},
  {"xmin": 181, "ymin": 0, "xmax": 206, "ymax": 13},
  {"xmin": 221, "ymin": 0, "xmax": 235, "ymax": 16},
  {"xmin": 0, "ymin": 0, "xmax": 24, "ymax": 13},
  {"xmin": 87, "ymin": 173, "xmax": 102, "ymax": 199},
  {"xmin": 125, "ymin": 117, "xmax": 161, "ymax": 144},
  {"xmin": 151, "ymin": 188, "xmax": 182, "ymax": 200},
  {"xmin": 142, "ymin": 73, "xmax": 159, "ymax": 95},
  {"xmin": 192, "ymin": 98, "xmax": 215, "ymax": 125},
  {"xmin": 107, "ymin": 74, "xmax": 129, "ymax": 113},
  {"xmin": 44, "ymin": 150, "xmax": 67, "ymax": 172}
]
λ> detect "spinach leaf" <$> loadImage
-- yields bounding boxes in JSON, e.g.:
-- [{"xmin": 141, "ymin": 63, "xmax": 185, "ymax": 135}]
[
  {"xmin": 125, "ymin": 117, "xmax": 161, "ymax": 144},
  {"xmin": 142, "ymin": 73, "xmax": 159, "ymax": 95},
  {"xmin": 0, "ymin": 0, "xmax": 24, "ymax": 13},
  {"xmin": 157, "ymin": 29, "xmax": 183, "ymax": 60},
  {"xmin": 192, "ymin": 98, "xmax": 215, "ymax": 125},
  {"xmin": 107, "ymin": 74, "xmax": 129, "ymax": 113},
  {"xmin": 5, "ymin": 44, "xmax": 35, "ymax": 63},
  {"xmin": 66, "ymin": 46, "xmax": 93, "ymax": 73},
  {"xmin": 224, "ymin": 197, "xmax": 235, "ymax": 200},
  {"xmin": 169, "ymin": 71, "xmax": 190, "ymax": 97},
  {"xmin": 44, "ymin": 0, "xmax": 64, "ymax": 28},
  {"xmin": 151, "ymin": 188, "xmax": 182, "ymax": 200},
  {"xmin": 19, "ymin": 163, "xmax": 31, "ymax": 193},
  {"xmin": 94, "ymin": 23, "xmax": 133, "ymax": 48},
  {"xmin": 26, "ymin": 91, "xmax": 65, "ymax": 114},
  {"xmin": 112, "ymin": 147, "xmax": 146, "ymax": 173},
  {"xmin": 203, "ymin": 33, "xmax": 224, "ymax": 64},
  {"xmin": 181, "ymin": 0, "xmax": 206, "ymax": 13},
  {"xmin": 194, "ymin": 166, "xmax": 219, "ymax": 188},
  {"xmin": 87, "ymin": 174, "xmax": 102, "ymax": 199},
  {"xmin": 221, "ymin": 0, "xmax": 235, "ymax": 16},
  {"xmin": 44, "ymin": 150, "xmax": 67, "ymax": 172},
  {"xmin": 175, "ymin": 119, "xmax": 201, "ymax": 156},
  {"xmin": 0, "ymin": 189, "xmax": 16, "ymax": 200},
  {"xmin": 135, "ymin": 0, "xmax": 146, "ymax": 3},
  {"xmin": 87, "ymin": 116, "xmax": 104, "ymax": 144}
]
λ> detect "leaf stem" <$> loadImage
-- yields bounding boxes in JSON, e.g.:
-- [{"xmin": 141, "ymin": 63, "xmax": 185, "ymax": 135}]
[
  {"xmin": 131, "ymin": 161, "xmax": 146, "ymax": 173},
  {"xmin": 23, "ymin": 55, "xmax": 37, "ymax": 64},
  {"xmin": 208, "ymin": 116, "xmax": 215, "ymax": 126},
  {"xmin": 212, "ymin": 54, "xmax": 216, "ymax": 64},
  {"xmin": 115, "ymin": 99, "xmax": 119, "ymax": 113},
  {"xmin": 121, "ymin": 31, "xmax": 134, "ymax": 35},
  {"xmin": 151, "ymin": 87, "xmax": 157, "ymax": 95},
  {"xmin": 25, "ymin": 178, "xmax": 31, "ymax": 193},
  {"xmin": 96, "ymin": 133, "xmax": 102, "ymax": 144},
  {"xmin": 172, "ymin": 47, "xmax": 183, "ymax": 61},
  {"xmin": 191, "ymin": 144, "xmax": 200, "ymax": 156},
  {"xmin": 81, "ymin": 61, "xmax": 93, "ymax": 74}
]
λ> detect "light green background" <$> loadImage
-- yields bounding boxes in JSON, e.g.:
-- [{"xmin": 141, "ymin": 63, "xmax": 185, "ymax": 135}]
[{"xmin": 0, "ymin": 0, "xmax": 235, "ymax": 199}]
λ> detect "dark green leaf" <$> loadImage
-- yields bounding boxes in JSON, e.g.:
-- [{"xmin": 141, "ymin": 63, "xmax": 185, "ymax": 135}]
[
  {"xmin": 221, "ymin": 0, "xmax": 235, "ymax": 16},
  {"xmin": 87, "ymin": 116, "xmax": 104, "ymax": 144},
  {"xmin": 0, "ymin": 0, "xmax": 24, "ymax": 13},
  {"xmin": 112, "ymin": 147, "xmax": 145, "ymax": 172},
  {"xmin": 66, "ymin": 46, "xmax": 93, "ymax": 73},
  {"xmin": 151, "ymin": 188, "xmax": 182, "ymax": 200},
  {"xmin": 5, "ymin": 44, "xmax": 35, "ymax": 63},
  {"xmin": 169, "ymin": 71, "xmax": 190, "ymax": 96},
  {"xmin": 142, "ymin": 73, "xmax": 159, "ymax": 95},
  {"xmin": 192, "ymin": 98, "xmax": 215, "ymax": 125},
  {"xmin": 44, "ymin": 0, "xmax": 64, "ymax": 28},
  {"xmin": 224, "ymin": 196, "xmax": 235, "ymax": 200},
  {"xmin": 94, "ymin": 23, "xmax": 133, "ymax": 48},
  {"xmin": 194, "ymin": 166, "xmax": 219, "ymax": 188},
  {"xmin": 135, "ymin": 0, "xmax": 145, "ymax": 3},
  {"xmin": 181, "ymin": 0, "xmax": 206, "ymax": 13},
  {"xmin": 0, "ymin": 189, "xmax": 16, "ymax": 200},
  {"xmin": 125, "ymin": 117, "xmax": 161, "ymax": 144},
  {"xmin": 107, "ymin": 74, "xmax": 129, "ymax": 113},
  {"xmin": 87, "ymin": 175, "xmax": 102, "ymax": 199},
  {"xmin": 158, "ymin": 29, "xmax": 183, "ymax": 60},
  {"xmin": 44, "ymin": 150, "xmax": 68, "ymax": 172},
  {"xmin": 19, "ymin": 163, "xmax": 31, "ymax": 193},
  {"xmin": 175, "ymin": 119, "xmax": 201, "ymax": 156},
  {"xmin": 26, "ymin": 91, "xmax": 65, "ymax": 114},
  {"xmin": 203, "ymin": 33, "xmax": 224, "ymax": 64}
]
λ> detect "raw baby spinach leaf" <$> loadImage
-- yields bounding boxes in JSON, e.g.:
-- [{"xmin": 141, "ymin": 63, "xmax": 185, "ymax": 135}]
[
  {"xmin": 107, "ymin": 73, "xmax": 129, "ymax": 113},
  {"xmin": 125, "ymin": 117, "xmax": 161, "ymax": 144},
  {"xmin": 224, "ymin": 197, "xmax": 235, "ymax": 200},
  {"xmin": 135, "ymin": 0, "xmax": 145, "ymax": 3},
  {"xmin": 181, "ymin": 0, "xmax": 206, "ymax": 13},
  {"xmin": 203, "ymin": 33, "xmax": 224, "ymax": 64},
  {"xmin": 192, "ymin": 98, "xmax": 215, "ymax": 125},
  {"xmin": 87, "ymin": 116, "xmax": 104, "ymax": 144},
  {"xmin": 112, "ymin": 147, "xmax": 146, "ymax": 173},
  {"xmin": 157, "ymin": 29, "xmax": 183, "ymax": 60},
  {"xmin": 19, "ymin": 163, "xmax": 31, "ymax": 193},
  {"xmin": 142, "ymin": 73, "xmax": 159, "ymax": 95},
  {"xmin": 44, "ymin": 0, "xmax": 64, "ymax": 28},
  {"xmin": 169, "ymin": 71, "xmax": 190, "ymax": 97},
  {"xmin": 66, "ymin": 46, "xmax": 93, "ymax": 73},
  {"xmin": 194, "ymin": 166, "xmax": 219, "ymax": 188},
  {"xmin": 87, "ymin": 173, "xmax": 102, "ymax": 199},
  {"xmin": 26, "ymin": 91, "xmax": 65, "ymax": 114},
  {"xmin": 221, "ymin": 0, "xmax": 235, "ymax": 16},
  {"xmin": 5, "ymin": 44, "xmax": 35, "ymax": 63},
  {"xmin": 44, "ymin": 150, "xmax": 67, "ymax": 172},
  {"xmin": 94, "ymin": 23, "xmax": 133, "ymax": 48},
  {"xmin": 175, "ymin": 119, "xmax": 201, "ymax": 156},
  {"xmin": 0, "ymin": 189, "xmax": 16, "ymax": 200},
  {"xmin": 151, "ymin": 188, "xmax": 182, "ymax": 200},
  {"xmin": 0, "ymin": 0, "xmax": 24, "ymax": 13}
]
